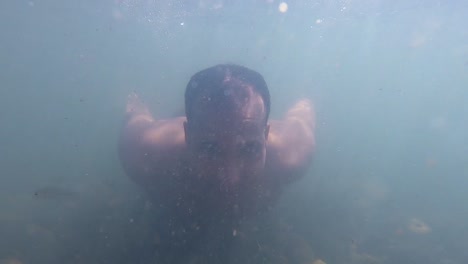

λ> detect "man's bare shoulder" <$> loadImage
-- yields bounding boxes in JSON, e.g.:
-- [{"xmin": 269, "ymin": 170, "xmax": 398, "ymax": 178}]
[
  {"xmin": 119, "ymin": 94, "xmax": 188, "ymax": 187},
  {"xmin": 265, "ymin": 99, "xmax": 316, "ymax": 183}
]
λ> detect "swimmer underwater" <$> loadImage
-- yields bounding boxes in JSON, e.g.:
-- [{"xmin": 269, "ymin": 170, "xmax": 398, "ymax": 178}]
[{"xmin": 118, "ymin": 64, "xmax": 316, "ymax": 261}]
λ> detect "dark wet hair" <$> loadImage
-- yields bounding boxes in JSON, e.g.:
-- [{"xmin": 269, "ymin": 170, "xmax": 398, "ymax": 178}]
[{"xmin": 185, "ymin": 64, "xmax": 270, "ymax": 123}]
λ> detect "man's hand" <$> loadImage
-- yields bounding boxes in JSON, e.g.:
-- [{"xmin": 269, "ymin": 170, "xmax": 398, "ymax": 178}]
[
  {"xmin": 125, "ymin": 93, "xmax": 154, "ymax": 126},
  {"xmin": 286, "ymin": 98, "xmax": 315, "ymax": 131},
  {"xmin": 126, "ymin": 92, "xmax": 151, "ymax": 116}
]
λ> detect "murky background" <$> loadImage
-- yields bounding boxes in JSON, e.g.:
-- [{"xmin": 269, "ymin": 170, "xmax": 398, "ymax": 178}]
[{"xmin": 1, "ymin": 0, "xmax": 467, "ymax": 263}]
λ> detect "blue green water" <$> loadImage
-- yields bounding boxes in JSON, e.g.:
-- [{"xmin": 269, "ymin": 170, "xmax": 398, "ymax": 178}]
[{"xmin": 0, "ymin": 0, "xmax": 467, "ymax": 263}]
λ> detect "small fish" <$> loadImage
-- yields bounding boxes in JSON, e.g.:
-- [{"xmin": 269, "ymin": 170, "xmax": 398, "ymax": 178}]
[{"xmin": 33, "ymin": 186, "xmax": 78, "ymax": 201}]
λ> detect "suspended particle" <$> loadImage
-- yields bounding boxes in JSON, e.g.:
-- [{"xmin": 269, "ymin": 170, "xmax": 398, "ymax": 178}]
[{"xmin": 278, "ymin": 2, "xmax": 288, "ymax": 13}]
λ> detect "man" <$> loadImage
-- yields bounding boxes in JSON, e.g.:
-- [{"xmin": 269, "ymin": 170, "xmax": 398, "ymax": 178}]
[{"xmin": 118, "ymin": 64, "xmax": 315, "ymax": 260}]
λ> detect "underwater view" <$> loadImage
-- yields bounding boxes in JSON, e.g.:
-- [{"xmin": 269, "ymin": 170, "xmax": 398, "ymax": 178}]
[{"xmin": 1, "ymin": 0, "xmax": 467, "ymax": 263}]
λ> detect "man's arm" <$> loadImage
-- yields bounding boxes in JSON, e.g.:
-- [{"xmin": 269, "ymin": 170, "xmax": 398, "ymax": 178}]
[
  {"xmin": 118, "ymin": 94, "xmax": 186, "ymax": 188},
  {"xmin": 266, "ymin": 99, "xmax": 316, "ymax": 184}
]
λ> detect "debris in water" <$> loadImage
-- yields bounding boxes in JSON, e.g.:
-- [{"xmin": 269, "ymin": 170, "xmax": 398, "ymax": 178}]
[
  {"xmin": 407, "ymin": 218, "xmax": 431, "ymax": 234},
  {"xmin": 278, "ymin": 2, "xmax": 288, "ymax": 13},
  {"xmin": 33, "ymin": 186, "xmax": 78, "ymax": 201}
]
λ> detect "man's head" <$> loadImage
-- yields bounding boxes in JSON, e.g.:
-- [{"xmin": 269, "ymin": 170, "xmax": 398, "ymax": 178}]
[{"xmin": 184, "ymin": 64, "xmax": 270, "ymax": 191}]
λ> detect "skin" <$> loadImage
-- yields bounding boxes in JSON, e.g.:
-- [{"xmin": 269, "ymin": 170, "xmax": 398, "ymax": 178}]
[{"xmin": 118, "ymin": 88, "xmax": 315, "ymax": 220}]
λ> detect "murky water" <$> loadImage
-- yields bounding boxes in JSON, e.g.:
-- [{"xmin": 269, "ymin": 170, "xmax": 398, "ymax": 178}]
[{"xmin": 1, "ymin": 0, "xmax": 467, "ymax": 263}]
